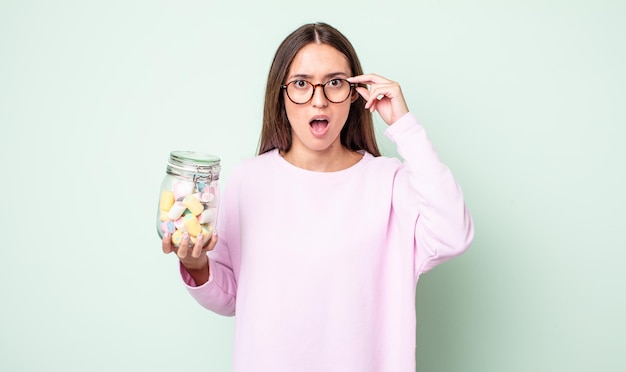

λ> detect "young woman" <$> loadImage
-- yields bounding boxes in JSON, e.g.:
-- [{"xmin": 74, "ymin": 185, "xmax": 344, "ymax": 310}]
[{"xmin": 162, "ymin": 22, "xmax": 474, "ymax": 371}]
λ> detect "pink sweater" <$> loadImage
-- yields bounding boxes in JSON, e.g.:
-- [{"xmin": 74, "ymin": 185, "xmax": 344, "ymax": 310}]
[{"xmin": 180, "ymin": 113, "xmax": 474, "ymax": 371}]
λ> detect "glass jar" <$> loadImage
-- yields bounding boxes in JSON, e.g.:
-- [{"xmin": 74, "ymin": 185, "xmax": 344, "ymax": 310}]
[{"xmin": 156, "ymin": 151, "xmax": 221, "ymax": 247}]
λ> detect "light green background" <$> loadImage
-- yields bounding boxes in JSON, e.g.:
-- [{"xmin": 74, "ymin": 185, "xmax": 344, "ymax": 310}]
[{"xmin": 1, "ymin": 1, "xmax": 624, "ymax": 371}]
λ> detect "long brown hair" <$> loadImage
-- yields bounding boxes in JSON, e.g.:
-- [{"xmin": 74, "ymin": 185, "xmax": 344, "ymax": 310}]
[{"xmin": 257, "ymin": 22, "xmax": 381, "ymax": 157}]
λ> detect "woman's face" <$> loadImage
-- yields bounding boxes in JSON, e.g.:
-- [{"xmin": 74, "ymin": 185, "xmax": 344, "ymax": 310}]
[{"xmin": 283, "ymin": 43, "xmax": 353, "ymax": 156}]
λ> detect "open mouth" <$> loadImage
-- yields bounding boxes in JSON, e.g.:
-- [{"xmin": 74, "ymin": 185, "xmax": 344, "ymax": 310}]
[{"xmin": 309, "ymin": 118, "xmax": 329, "ymax": 136}]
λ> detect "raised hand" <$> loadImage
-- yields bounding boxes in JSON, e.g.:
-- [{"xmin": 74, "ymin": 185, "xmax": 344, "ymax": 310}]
[{"xmin": 348, "ymin": 74, "xmax": 409, "ymax": 125}]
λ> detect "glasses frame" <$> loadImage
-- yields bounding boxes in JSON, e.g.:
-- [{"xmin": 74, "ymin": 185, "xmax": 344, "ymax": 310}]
[{"xmin": 281, "ymin": 78, "xmax": 356, "ymax": 105}]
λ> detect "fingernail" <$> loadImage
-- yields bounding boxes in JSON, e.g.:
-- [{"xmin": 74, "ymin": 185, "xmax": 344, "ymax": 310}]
[{"xmin": 183, "ymin": 232, "xmax": 189, "ymax": 240}]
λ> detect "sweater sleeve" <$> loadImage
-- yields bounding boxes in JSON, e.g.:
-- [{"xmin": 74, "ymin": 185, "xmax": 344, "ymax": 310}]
[
  {"xmin": 385, "ymin": 112, "xmax": 474, "ymax": 276},
  {"xmin": 178, "ymin": 170, "xmax": 242, "ymax": 317},
  {"xmin": 180, "ymin": 251, "xmax": 237, "ymax": 316}
]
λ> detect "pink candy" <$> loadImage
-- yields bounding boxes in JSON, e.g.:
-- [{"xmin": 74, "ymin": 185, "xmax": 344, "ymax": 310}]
[{"xmin": 173, "ymin": 181, "xmax": 195, "ymax": 200}]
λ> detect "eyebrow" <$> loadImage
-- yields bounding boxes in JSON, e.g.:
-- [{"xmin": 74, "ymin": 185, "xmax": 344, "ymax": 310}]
[{"xmin": 287, "ymin": 72, "xmax": 349, "ymax": 81}]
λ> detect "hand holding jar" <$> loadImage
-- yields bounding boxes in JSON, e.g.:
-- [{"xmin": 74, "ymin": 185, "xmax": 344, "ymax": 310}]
[{"xmin": 157, "ymin": 151, "xmax": 221, "ymax": 264}]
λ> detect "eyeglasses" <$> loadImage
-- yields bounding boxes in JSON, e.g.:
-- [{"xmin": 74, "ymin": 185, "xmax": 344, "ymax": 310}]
[{"xmin": 281, "ymin": 78, "xmax": 355, "ymax": 105}]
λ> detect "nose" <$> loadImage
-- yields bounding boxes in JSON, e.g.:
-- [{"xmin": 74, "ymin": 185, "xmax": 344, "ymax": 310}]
[{"xmin": 311, "ymin": 84, "xmax": 328, "ymax": 107}]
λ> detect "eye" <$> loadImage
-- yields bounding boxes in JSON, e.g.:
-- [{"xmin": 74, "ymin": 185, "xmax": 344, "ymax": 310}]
[
  {"xmin": 327, "ymin": 79, "xmax": 344, "ymax": 88},
  {"xmin": 293, "ymin": 80, "xmax": 309, "ymax": 89}
]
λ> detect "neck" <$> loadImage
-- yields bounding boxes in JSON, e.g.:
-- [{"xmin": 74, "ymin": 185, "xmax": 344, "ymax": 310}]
[{"xmin": 281, "ymin": 144, "xmax": 362, "ymax": 172}]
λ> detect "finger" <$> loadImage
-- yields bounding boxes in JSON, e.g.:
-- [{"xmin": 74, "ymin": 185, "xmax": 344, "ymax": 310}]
[
  {"xmin": 355, "ymin": 85, "xmax": 384, "ymax": 112},
  {"xmin": 162, "ymin": 233, "xmax": 173, "ymax": 254},
  {"xmin": 354, "ymin": 86, "xmax": 371, "ymax": 101},
  {"xmin": 364, "ymin": 87, "xmax": 388, "ymax": 111},
  {"xmin": 347, "ymin": 73, "xmax": 388, "ymax": 85},
  {"xmin": 177, "ymin": 232, "xmax": 190, "ymax": 258},
  {"xmin": 191, "ymin": 233, "xmax": 204, "ymax": 258},
  {"xmin": 204, "ymin": 230, "xmax": 219, "ymax": 252}
]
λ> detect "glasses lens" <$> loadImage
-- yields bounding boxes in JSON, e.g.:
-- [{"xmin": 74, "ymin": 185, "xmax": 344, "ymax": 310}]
[
  {"xmin": 324, "ymin": 79, "xmax": 351, "ymax": 103},
  {"xmin": 286, "ymin": 80, "xmax": 313, "ymax": 104}
]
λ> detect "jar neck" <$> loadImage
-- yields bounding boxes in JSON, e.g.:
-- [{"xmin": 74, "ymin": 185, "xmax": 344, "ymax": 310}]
[{"xmin": 166, "ymin": 151, "xmax": 221, "ymax": 182}]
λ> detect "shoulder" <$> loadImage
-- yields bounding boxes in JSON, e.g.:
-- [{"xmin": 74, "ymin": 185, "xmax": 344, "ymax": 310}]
[
  {"xmin": 228, "ymin": 149, "xmax": 279, "ymax": 180},
  {"xmin": 349, "ymin": 151, "xmax": 402, "ymax": 184},
  {"xmin": 361, "ymin": 151, "xmax": 402, "ymax": 170}
]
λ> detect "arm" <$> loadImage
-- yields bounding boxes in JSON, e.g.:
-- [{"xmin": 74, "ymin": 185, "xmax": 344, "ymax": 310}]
[
  {"xmin": 349, "ymin": 73, "xmax": 473, "ymax": 274},
  {"xmin": 162, "ymin": 230, "xmax": 214, "ymax": 285},
  {"xmin": 162, "ymin": 181, "xmax": 240, "ymax": 316},
  {"xmin": 179, "ymin": 252, "xmax": 237, "ymax": 317},
  {"xmin": 387, "ymin": 113, "xmax": 474, "ymax": 274}
]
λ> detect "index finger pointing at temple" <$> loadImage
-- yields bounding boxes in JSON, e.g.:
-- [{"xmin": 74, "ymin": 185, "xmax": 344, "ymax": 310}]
[{"xmin": 347, "ymin": 74, "xmax": 389, "ymax": 85}]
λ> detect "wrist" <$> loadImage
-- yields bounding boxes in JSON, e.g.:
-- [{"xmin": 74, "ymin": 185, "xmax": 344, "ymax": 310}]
[
  {"xmin": 181, "ymin": 254, "xmax": 208, "ymax": 272},
  {"xmin": 181, "ymin": 255, "xmax": 210, "ymax": 286}
]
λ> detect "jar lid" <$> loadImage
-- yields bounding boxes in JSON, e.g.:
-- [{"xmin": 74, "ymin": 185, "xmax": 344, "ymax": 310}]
[{"xmin": 167, "ymin": 151, "xmax": 221, "ymax": 180}]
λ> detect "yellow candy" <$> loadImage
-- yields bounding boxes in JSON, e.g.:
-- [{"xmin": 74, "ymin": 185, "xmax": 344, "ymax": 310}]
[
  {"xmin": 183, "ymin": 195, "xmax": 204, "ymax": 216},
  {"xmin": 159, "ymin": 209, "xmax": 171, "ymax": 222},
  {"xmin": 183, "ymin": 213, "xmax": 202, "ymax": 237},
  {"xmin": 191, "ymin": 225, "xmax": 213, "ymax": 245},
  {"xmin": 171, "ymin": 230, "xmax": 183, "ymax": 247},
  {"xmin": 159, "ymin": 190, "xmax": 175, "ymax": 211}
]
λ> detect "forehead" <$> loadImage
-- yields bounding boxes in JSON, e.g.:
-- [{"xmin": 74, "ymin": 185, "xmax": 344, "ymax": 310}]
[{"xmin": 287, "ymin": 43, "xmax": 351, "ymax": 79}]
